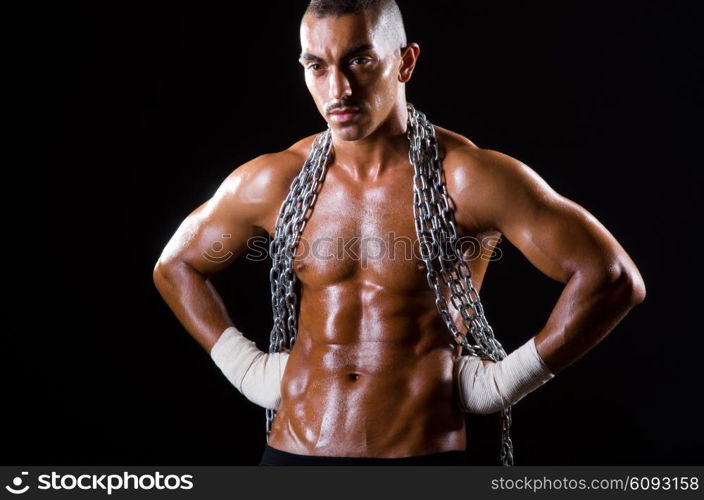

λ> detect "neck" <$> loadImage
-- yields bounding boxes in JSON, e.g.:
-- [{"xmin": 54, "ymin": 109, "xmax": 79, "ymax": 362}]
[{"xmin": 329, "ymin": 100, "xmax": 410, "ymax": 181}]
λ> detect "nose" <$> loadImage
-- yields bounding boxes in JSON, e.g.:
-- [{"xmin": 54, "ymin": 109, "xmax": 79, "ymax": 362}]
[{"xmin": 328, "ymin": 65, "xmax": 352, "ymax": 100}]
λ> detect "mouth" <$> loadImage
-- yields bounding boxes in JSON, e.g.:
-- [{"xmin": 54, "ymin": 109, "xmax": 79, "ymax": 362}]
[{"xmin": 329, "ymin": 107, "xmax": 361, "ymax": 123}]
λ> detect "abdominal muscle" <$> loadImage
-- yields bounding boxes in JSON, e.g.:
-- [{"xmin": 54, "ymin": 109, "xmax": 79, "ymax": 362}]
[{"xmin": 266, "ymin": 284, "xmax": 467, "ymax": 458}]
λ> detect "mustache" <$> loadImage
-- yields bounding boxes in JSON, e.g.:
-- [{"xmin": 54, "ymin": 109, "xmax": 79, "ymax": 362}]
[{"xmin": 325, "ymin": 100, "xmax": 361, "ymax": 113}]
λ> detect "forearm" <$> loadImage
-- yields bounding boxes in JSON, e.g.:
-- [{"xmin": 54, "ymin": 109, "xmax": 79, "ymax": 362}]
[
  {"xmin": 454, "ymin": 268, "xmax": 642, "ymax": 414},
  {"xmin": 154, "ymin": 261, "xmax": 287, "ymax": 409},
  {"xmin": 533, "ymin": 267, "xmax": 644, "ymax": 375},
  {"xmin": 153, "ymin": 260, "xmax": 233, "ymax": 353}
]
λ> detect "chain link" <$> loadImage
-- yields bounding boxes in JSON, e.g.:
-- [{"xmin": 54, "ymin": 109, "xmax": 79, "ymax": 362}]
[
  {"xmin": 407, "ymin": 104, "xmax": 513, "ymax": 466},
  {"xmin": 265, "ymin": 103, "xmax": 514, "ymax": 466}
]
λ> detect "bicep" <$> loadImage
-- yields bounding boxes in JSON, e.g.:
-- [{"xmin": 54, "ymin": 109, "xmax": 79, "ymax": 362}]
[
  {"xmin": 157, "ymin": 161, "xmax": 270, "ymax": 276},
  {"xmin": 474, "ymin": 151, "xmax": 625, "ymax": 284}
]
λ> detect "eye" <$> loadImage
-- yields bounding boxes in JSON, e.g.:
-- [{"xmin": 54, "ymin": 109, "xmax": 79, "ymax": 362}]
[
  {"xmin": 350, "ymin": 57, "xmax": 370, "ymax": 66},
  {"xmin": 307, "ymin": 63, "xmax": 322, "ymax": 71}
]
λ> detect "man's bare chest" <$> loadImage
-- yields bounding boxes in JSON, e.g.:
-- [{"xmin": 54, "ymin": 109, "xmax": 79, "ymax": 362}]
[{"xmin": 290, "ymin": 165, "xmax": 431, "ymax": 291}]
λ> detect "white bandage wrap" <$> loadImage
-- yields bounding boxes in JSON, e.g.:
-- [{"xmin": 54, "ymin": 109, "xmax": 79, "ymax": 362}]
[
  {"xmin": 210, "ymin": 326, "xmax": 289, "ymax": 410},
  {"xmin": 454, "ymin": 336, "xmax": 555, "ymax": 414}
]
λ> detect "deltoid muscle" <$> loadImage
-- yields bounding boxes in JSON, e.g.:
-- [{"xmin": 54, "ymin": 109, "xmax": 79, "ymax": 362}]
[{"xmin": 266, "ymin": 103, "xmax": 516, "ymax": 466}]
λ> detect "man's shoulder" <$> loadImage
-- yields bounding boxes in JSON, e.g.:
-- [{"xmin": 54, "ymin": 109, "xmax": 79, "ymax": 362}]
[
  {"xmin": 433, "ymin": 125, "xmax": 539, "ymax": 235},
  {"xmin": 238, "ymin": 133, "xmax": 318, "ymax": 176},
  {"xmin": 434, "ymin": 125, "xmax": 496, "ymax": 173},
  {"xmin": 434, "ymin": 125, "xmax": 525, "ymax": 185},
  {"xmin": 223, "ymin": 133, "xmax": 321, "ymax": 197},
  {"xmin": 433, "ymin": 124, "xmax": 479, "ymax": 155}
]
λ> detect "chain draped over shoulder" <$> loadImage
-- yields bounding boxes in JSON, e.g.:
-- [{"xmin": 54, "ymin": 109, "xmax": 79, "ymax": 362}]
[{"xmin": 265, "ymin": 103, "xmax": 515, "ymax": 466}]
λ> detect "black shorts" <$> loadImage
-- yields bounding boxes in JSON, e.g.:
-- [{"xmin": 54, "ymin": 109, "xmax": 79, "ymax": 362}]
[{"xmin": 258, "ymin": 444, "xmax": 469, "ymax": 466}]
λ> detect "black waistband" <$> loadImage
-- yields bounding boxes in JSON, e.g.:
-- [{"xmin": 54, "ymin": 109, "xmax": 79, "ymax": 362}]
[{"xmin": 259, "ymin": 444, "xmax": 469, "ymax": 466}]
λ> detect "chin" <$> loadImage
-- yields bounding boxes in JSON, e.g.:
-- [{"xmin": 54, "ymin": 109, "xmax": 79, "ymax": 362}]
[
  {"xmin": 334, "ymin": 128, "xmax": 363, "ymax": 141},
  {"xmin": 329, "ymin": 122, "xmax": 371, "ymax": 142}
]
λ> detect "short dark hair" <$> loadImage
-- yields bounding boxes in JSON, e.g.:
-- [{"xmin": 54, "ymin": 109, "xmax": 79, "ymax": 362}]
[
  {"xmin": 306, "ymin": 0, "xmax": 390, "ymax": 17},
  {"xmin": 303, "ymin": 0, "xmax": 407, "ymax": 48}
]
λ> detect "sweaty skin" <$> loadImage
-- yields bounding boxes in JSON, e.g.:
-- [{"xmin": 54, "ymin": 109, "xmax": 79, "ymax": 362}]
[
  {"xmin": 261, "ymin": 130, "xmax": 495, "ymax": 457},
  {"xmin": 153, "ymin": 7, "xmax": 645, "ymax": 459}
]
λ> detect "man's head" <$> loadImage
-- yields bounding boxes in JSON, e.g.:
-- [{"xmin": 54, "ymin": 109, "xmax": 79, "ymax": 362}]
[{"xmin": 299, "ymin": 0, "xmax": 419, "ymax": 141}]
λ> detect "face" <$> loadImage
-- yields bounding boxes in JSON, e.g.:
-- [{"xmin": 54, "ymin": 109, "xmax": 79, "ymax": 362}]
[{"xmin": 299, "ymin": 11, "xmax": 416, "ymax": 141}]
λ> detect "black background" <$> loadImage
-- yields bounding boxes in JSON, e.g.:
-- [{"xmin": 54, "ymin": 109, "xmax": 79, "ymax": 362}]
[{"xmin": 7, "ymin": 0, "xmax": 702, "ymax": 465}]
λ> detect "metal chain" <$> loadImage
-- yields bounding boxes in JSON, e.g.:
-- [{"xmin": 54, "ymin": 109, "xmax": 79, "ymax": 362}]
[
  {"xmin": 406, "ymin": 103, "xmax": 513, "ymax": 466},
  {"xmin": 265, "ymin": 126, "xmax": 333, "ymax": 440},
  {"xmin": 265, "ymin": 103, "xmax": 514, "ymax": 466}
]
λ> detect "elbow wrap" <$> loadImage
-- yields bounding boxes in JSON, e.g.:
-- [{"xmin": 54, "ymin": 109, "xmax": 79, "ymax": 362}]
[
  {"xmin": 210, "ymin": 326, "xmax": 289, "ymax": 410},
  {"xmin": 455, "ymin": 337, "xmax": 555, "ymax": 414}
]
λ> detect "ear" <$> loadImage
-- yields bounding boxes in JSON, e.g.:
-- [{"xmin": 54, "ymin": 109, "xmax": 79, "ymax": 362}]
[{"xmin": 398, "ymin": 43, "xmax": 420, "ymax": 83}]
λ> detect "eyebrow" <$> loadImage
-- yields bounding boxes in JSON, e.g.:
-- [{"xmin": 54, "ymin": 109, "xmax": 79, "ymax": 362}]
[{"xmin": 299, "ymin": 43, "xmax": 375, "ymax": 63}]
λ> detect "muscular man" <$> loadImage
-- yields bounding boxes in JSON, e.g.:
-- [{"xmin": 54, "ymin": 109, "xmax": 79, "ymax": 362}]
[{"xmin": 153, "ymin": 0, "xmax": 645, "ymax": 466}]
